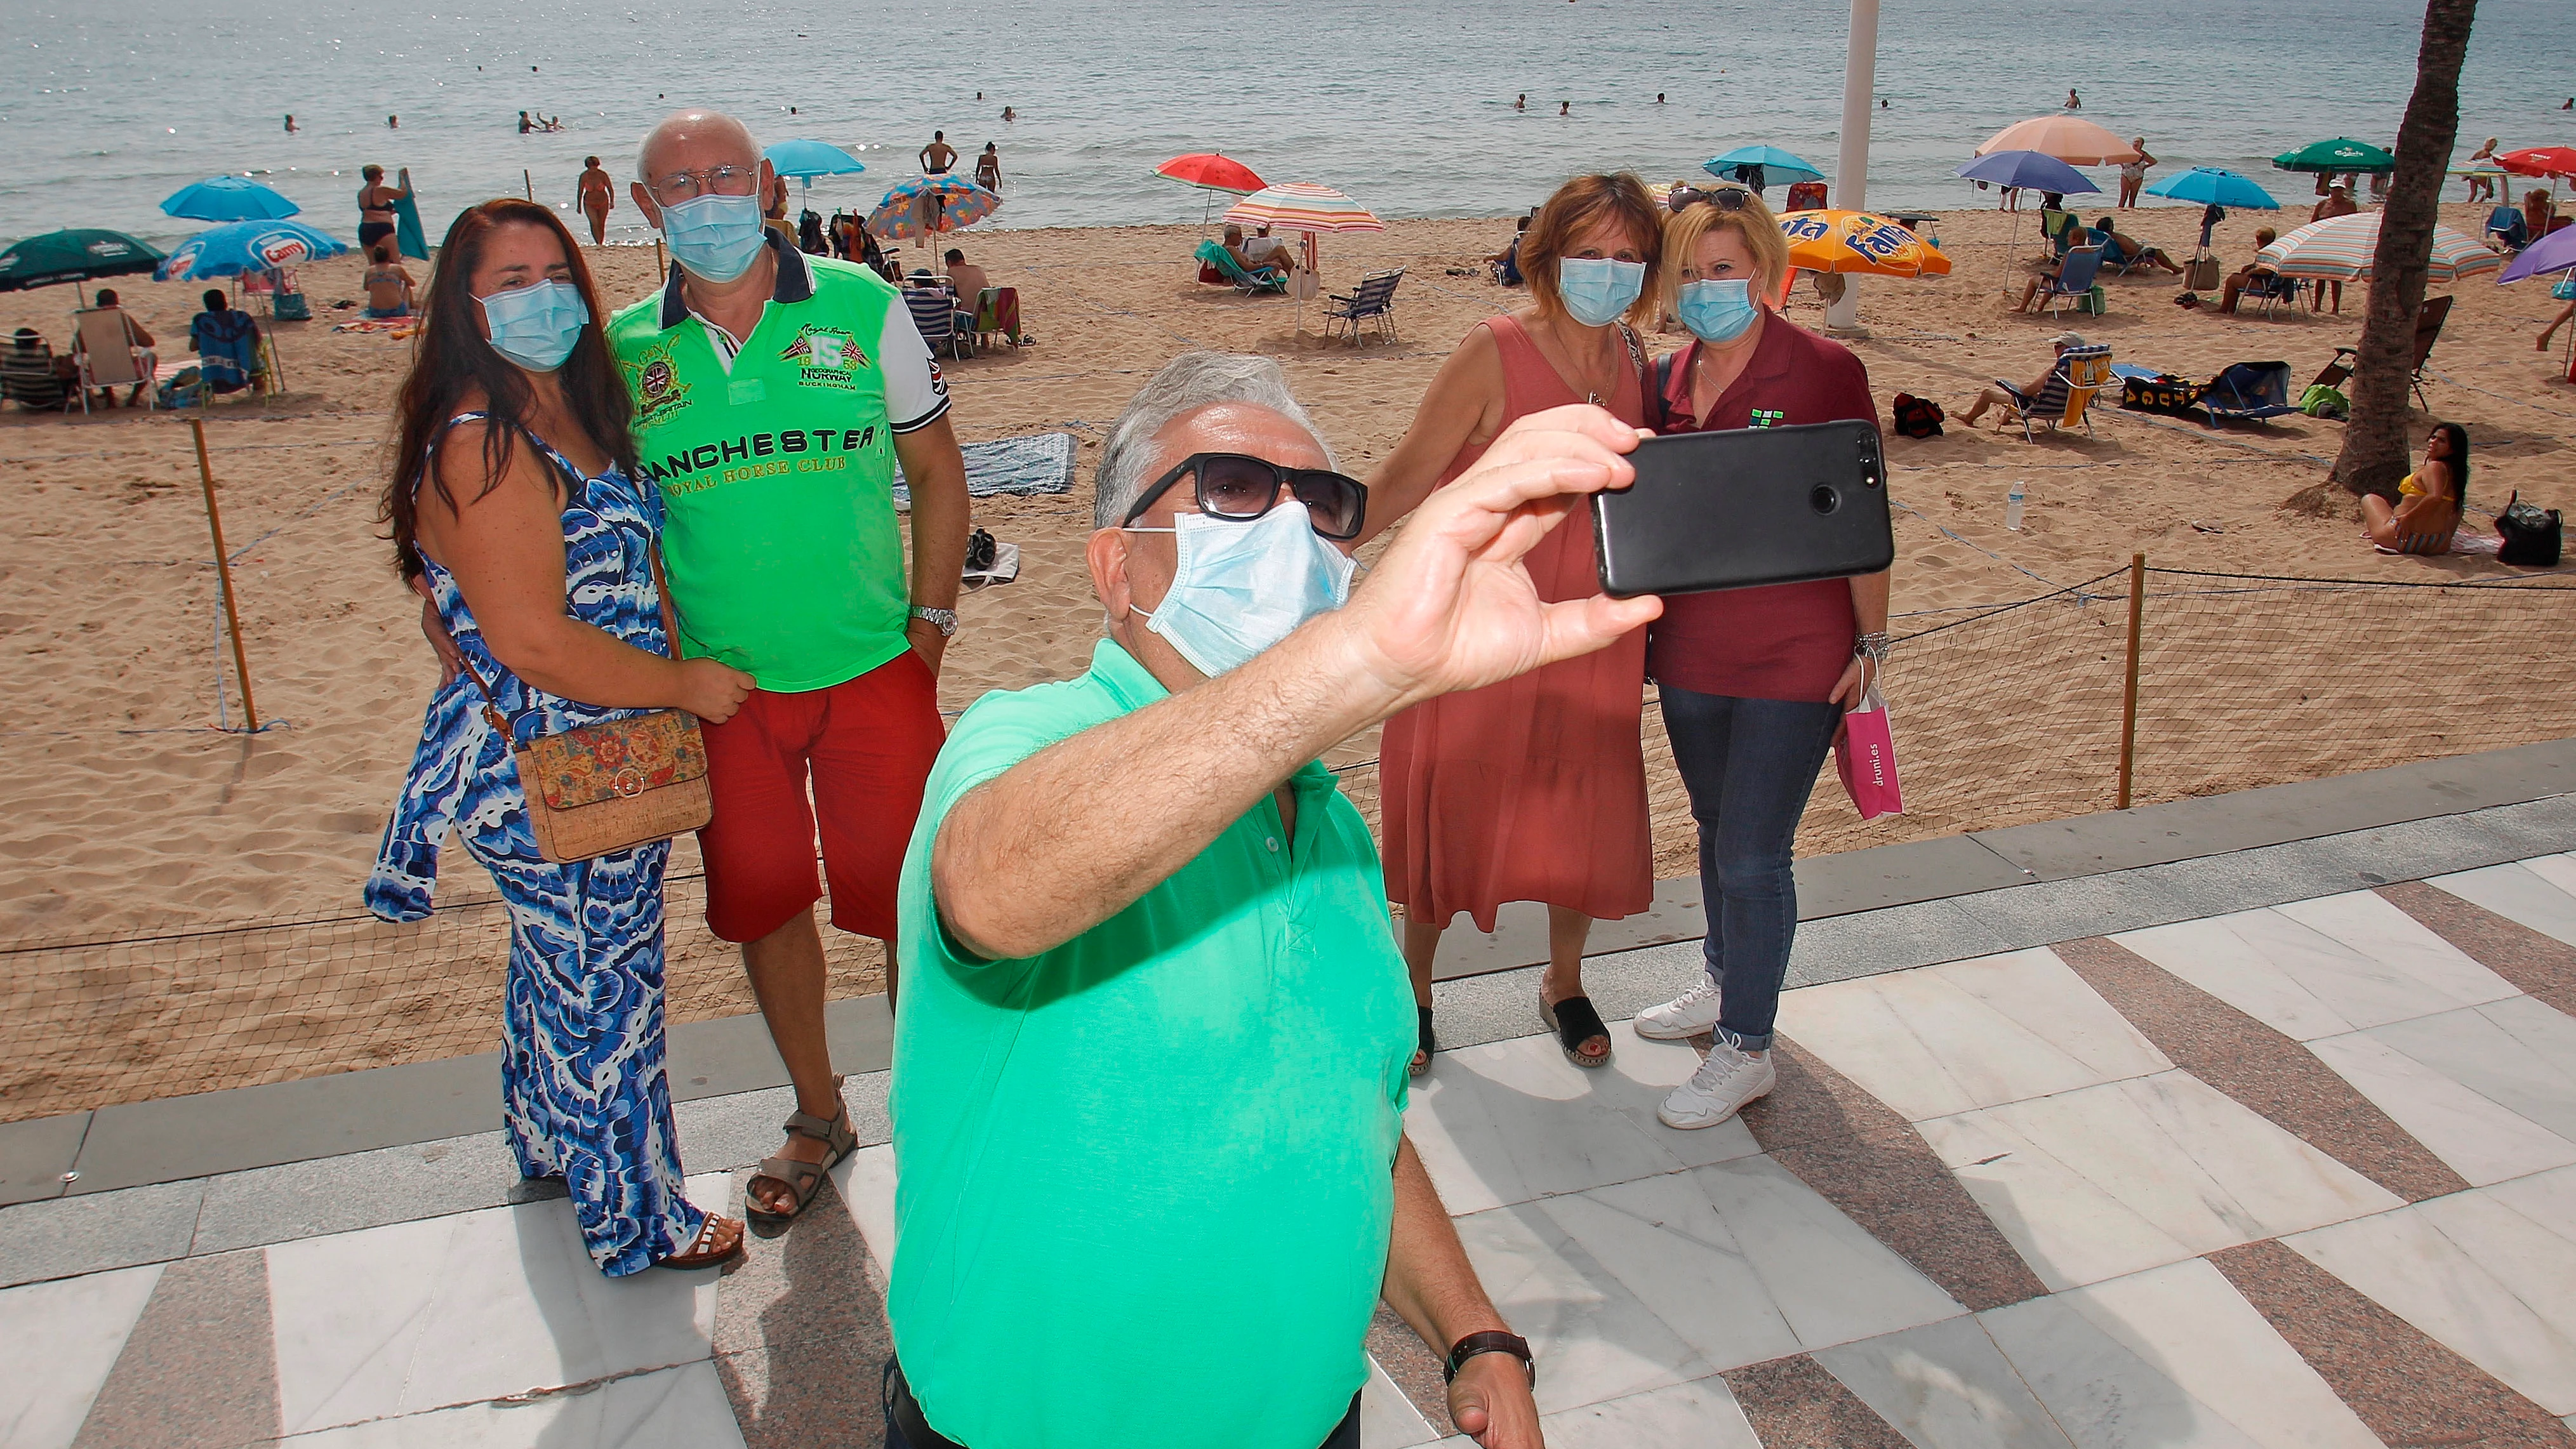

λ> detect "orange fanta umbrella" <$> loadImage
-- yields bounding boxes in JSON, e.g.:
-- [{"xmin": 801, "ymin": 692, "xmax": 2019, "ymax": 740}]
[{"xmin": 1781, "ymin": 209, "xmax": 1953, "ymax": 281}]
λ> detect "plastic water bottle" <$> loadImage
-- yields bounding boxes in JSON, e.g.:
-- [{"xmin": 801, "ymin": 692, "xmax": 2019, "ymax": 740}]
[{"xmin": 2005, "ymin": 481, "xmax": 2027, "ymax": 531}]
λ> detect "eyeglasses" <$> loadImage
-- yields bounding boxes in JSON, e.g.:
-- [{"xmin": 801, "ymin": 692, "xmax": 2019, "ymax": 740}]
[
  {"xmin": 1124, "ymin": 453, "xmax": 1367, "ymax": 540},
  {"xmin": 649, "ymin": 165, "xmax": 760, "ymax": 205},
  {"xmin": 1673, "ymin": 182, "xmax": 1756, "ymax": 213}
]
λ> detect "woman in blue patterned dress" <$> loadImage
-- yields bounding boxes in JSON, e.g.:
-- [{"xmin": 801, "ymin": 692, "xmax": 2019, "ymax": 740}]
[{"xmin": 367, "ymin": 199, "xmax": 755, "ymax": 1276}]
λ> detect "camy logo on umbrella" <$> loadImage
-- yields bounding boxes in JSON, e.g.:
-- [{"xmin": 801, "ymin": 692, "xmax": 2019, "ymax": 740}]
[{"xmin": 258, "ymin": 235, "xmax": 310, "ymax": 267}]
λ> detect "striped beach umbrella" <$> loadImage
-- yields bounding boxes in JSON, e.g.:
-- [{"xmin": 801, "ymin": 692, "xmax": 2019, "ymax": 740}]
[
  {"xmin": 2256, "ymin": 213, "xmax": 2503, "ymax": 282},
  {"xmin": 1222, "ymin": 182, "xmax": 1383, "ymax": 235}
]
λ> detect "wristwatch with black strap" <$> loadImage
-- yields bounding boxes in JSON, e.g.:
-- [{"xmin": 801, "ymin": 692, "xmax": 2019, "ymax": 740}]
[{"xmin": 1444, "ymin": 1328, "xmax": 1536, "ymax": 1386}]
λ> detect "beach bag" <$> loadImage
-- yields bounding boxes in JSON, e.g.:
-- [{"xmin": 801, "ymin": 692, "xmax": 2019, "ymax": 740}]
[
  {"xmin": 1834, "ymin": 684, "xmax": 1904, "ymax": 821},
  {"xmin": 2121, "ymin": 373, "xmax": 2203, "ymax": 416},
  {"xmin": 1890, "ymin": 392, "xmax": 1945, "ymax": 439},
  {"xmin": 2553, "ymin": 274, "xmax": 2576, "ymax": 301},
  {"xmin": 2077, "ymin": 285, "xmax": 2109, "ymax": 315},
  {"xmin": 2299, "ymin": 384, "xmax": 2350, "ymax": 419},
  {"xmin": 2497, "ymin": 492, "xmax": 2563, "ymax": 567},
  {"xmin": 457, "ymin": 646, "xmax": 711, "ymax": 864},
  {"xmin": 2184, "ymin": 255, "xmax": 2222, "ymax": 291}
]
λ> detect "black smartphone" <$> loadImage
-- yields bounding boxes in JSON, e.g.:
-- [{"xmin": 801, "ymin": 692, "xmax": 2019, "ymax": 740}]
[{"xmin": 1591, "ymin": 421, "xmax": 1892, "ymax": 599}]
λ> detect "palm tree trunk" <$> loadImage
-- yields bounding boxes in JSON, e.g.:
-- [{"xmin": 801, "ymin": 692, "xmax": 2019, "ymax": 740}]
[{"xmin": 2329, "ymin": 0, "xmax": 2478, "ymax": 498}]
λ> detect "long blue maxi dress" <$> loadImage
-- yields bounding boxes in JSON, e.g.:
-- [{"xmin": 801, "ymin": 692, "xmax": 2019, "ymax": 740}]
[{"xmin": 366, "ymin": 413, "xmax": 703, "ymax": 1277}]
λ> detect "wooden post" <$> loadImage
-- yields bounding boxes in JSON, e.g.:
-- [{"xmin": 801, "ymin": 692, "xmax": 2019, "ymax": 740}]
[
  {"xmin": 655, "ymin": 237, "xmax": 665, "ymax": 277},
  {"xmin": 2116, "ymin": 552, "xmax": 2145, "ymax": 810},
  {"xmin": 523, "ymin": 168, "xmax": 534, "ymax": 202},
  {"xmin": 190, "ymin": 418, "xmax": 260, "ymax": 732}
]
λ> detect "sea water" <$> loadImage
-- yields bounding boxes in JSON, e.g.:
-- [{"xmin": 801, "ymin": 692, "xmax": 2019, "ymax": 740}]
[{"xmin": 3, "ymin": 0, "xmax": 2570, "ymax": 251}]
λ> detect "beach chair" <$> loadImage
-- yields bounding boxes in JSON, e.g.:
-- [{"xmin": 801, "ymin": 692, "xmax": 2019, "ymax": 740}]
[
  {"xmin": 972, "ymin": 287, "xmax": 1024, "ymax": 348},
  {"xmin": 2030, "ymin": 247, "xmax": 2104, "ymax": 319},
  {"xmin": 1783, "ymin": 180, "xmax": 1828, "ymax": 213},
  {"xmin": 2485, "ymin": 206, "xmax": 2530, "ymax": 251},
  {"xmin": 2004, "ymin": 343, "xmax": 2113, "ymax": 441},
  {"xmin": 2196, "ymin": 361, "xmax": 2300, "ymax": 426},
  {"xmin": 1324, "ymin": 268, "xmax": 1405, "ymax": 345},
  {"xmin": 2313, "ymin": 293, "xmax": 2452, "ymax": 410},
  {"xmin": 2039, "ymin": 208, "xmax": 2081, "ymax": 259},
  {"xmin": 190, "ymin": 311, "xmax": 274, "ymax": 397},
  {"xmin": 905, "ymin": 287, "xmax": 975, "ymax": 361},
  {"xmin": 2241, "ymin": 271, "xmax": 2302, "ymax": 319},
  {"xmin": 1193, "ymin": 239, "xmax": 1287, "ymax": 296},
  {"xmin": 72, "ymin": 307, "xmax": 154, "ymax": 414},
  {"xmin": 0, "ymin": 339, "xmax": 72, "ymax": 413}
]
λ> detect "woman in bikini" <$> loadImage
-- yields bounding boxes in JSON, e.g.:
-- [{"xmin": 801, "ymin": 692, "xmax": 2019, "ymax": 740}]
[{"xmin": 2362, "ymin": 423, "xmax": 2468, "ymax": 556}]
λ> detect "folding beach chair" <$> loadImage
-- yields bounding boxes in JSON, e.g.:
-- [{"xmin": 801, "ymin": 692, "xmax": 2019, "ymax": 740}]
[
  {"xmin": 190, "ymin": 310, "xmax": 276, "ymax": 399},
  {"xmin": 72, "ymin": 307, "xmax": 154, "ymax": 414},
  {"xmin": 1192, "ymin": 239, "xmax": 1287, "ymax": 296},
  {"xmin": 2241, "ymin": 271, "xmax": 2302, "ymax": 319},
  {"xmin": 905, "ymin": 287, "xmax": 975, "ymax": 361},
  {"xmin": 2038, "ymin": 208, "xmax": 2080, "ymax": 259},
  {"xmin": 2313, "ymin": 293, "xmax": 2452, "ymax": 410},
  {"xmin": 2485, "ymin": 206, "xmax": 2530, "ymax": 251},
  {"xmin": 1783, "ymin": 180, "xmax": 1828, "ymax": 213},
  {"xmin": 2030, "ymin": 247, "xmax": 2104, "ymax": 319},
  {"xmin": 1324, "ymin": 268, "xmax": 1405, "ymax": 345},
  {"xmin": 2004, "ymin": 343, "xmax": 2113, "ymax": 441},
  {"xmin": 972, "ymin": 287, "xmax": 1024, "ymax": 348},
  {"xmin": 1, "ymin": 339, "xmax": 72, "ymax": 413},
  {"xmin": 2196, "ymin": 361, "xmax": 2300, "ymax": 426}
]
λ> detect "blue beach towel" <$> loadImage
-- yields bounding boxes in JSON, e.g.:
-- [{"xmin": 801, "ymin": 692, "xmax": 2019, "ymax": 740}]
[{"xmin": 893, "ymin": 430, "xmax": 1077, "ymax": 508}]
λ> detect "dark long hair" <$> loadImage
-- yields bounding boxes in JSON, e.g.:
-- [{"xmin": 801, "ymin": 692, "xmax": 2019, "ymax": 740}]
[
  {"xmin": 381, "ymin": 199, "xmax": 636, "ymax": 579},
  {"xmin": 2427, "ymin": 421, "xmax": 2471, "ymax": 505}
]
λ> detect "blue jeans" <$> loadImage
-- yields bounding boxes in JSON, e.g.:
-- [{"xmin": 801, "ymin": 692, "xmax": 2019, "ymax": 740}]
[{"xmin": 1657, "ymin": 687, "xmax": 1843, "ymax": 1051}]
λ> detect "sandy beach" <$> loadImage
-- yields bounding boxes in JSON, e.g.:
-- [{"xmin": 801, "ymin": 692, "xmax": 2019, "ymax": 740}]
[{"xmin": 3, "ymin": 200, "xmax": 2570, "ymax": 1115}]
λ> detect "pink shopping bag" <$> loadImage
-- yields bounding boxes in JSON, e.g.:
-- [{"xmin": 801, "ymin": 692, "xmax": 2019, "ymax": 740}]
[{"xmin": 1834, "ymin": 684, "xmax": 1904, "ymax": 820}]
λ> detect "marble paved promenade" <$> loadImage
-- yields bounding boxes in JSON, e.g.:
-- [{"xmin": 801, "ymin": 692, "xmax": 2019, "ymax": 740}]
[{"xmin": 7, "ymin": 757, "xmax": 2576, "ymax": 1448}]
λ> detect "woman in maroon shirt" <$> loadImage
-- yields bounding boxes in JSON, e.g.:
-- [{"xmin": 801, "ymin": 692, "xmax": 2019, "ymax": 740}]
[{"xmin": 1628, "ymin": 187, "xmax": 1892, "ymax": 1132}]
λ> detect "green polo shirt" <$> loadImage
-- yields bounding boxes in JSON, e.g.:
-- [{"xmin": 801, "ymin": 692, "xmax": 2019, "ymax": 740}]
[
  {"xmin": 890, "ymin": 639, "xmax": 1414, "ymax": 1449},
  {"xmin": 605, "ymin": 233, "xmax": 950, "ymax": 692}
]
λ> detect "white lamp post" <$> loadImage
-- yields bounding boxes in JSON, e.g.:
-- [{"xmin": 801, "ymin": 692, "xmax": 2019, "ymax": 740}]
[{"xmin": 1826, "ymin": 0, "xmax": 1881, "ymax": 334}]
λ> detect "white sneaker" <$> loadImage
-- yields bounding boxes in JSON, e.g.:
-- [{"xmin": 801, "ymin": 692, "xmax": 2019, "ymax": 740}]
[
  {"xmin": 1633, "ymin": 974, "xmax": 1725, "ymax": 1040},
  {"xmin": 1658, "ymin": 1040, "xmax": 1776, "ymax": 1130}
]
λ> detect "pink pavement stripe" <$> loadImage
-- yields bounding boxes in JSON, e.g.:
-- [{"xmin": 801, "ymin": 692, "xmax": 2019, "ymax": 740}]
[
  {"xmin": 1722, "ymin": 1353, "xmax": 1915, "ymax": 1449},
  {"xmin": 1742, "ymin": 1039, "xmax": 2050, "ymax": 1312},
  {"xmin": 2378, "ymin": 880, "xmax": 2576, "ymax": 1018},
  {"xmin": 2053, "ymin": 936, "xmax": 2471, "ymax": 1203},
  {"xmin": 710, "ymin": 1172, "xmax": 894, "ymax": 1449},
  {"xmin": 1367, "ymin": 1304, "xmax": 1457, "ymax": 1436},
  {"xmin": 70, "ymin": 1250, "xmax": 279, "ymax": 1449},
  {"xmin": 2212, "ymin": 1239, "xmax": 2576, "ymax": 1449}
]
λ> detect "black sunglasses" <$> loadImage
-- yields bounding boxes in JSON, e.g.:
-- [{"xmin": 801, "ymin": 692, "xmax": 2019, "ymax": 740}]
[
  {"xmin": 1123, "ymin": 452, "xmax": 1367, "ymax": 540},
  {"xmin": 1672, "ymin": 182, "xmax": 1756, "ymax": 213}
]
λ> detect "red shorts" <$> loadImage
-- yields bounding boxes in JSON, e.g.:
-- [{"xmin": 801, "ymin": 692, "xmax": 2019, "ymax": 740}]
[{"xmin": 698, "ymin": 650, "xmax": 945, "ymax": 944}]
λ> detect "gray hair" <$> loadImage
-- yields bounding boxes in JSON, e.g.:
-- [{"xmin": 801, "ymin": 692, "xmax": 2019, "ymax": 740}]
[{"xmin": 1092, "ymin": 352, "xmax": 1336, "ymax": 529}]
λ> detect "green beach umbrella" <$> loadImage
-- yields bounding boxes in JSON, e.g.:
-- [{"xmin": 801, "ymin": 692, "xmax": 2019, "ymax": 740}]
[
  {"xmin": 2272, "ymin": 138, "xmax": 2396, "ymax": 175},
  {"xmin": 0, "ymin": 228, "xmax": 166, "ymax": 294}
]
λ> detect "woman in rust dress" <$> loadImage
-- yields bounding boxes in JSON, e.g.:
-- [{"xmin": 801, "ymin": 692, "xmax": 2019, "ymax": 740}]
[{"xmin": 1364, "ymin": 173, "xmax": 1664, "ymax": 1072}]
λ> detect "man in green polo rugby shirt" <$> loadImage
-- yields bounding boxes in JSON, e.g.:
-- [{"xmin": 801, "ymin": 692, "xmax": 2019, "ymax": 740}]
[
  {"xmin": 615, "ymin": 110, "xmax": 969, "ymax": 1224},
  {"xmin": 886, "ymin": 353, "xmax": 1661, "ymax": 1448}
]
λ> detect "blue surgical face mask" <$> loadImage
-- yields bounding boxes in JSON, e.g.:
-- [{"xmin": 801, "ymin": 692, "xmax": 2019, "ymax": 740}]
[
  {"xmin": 478, "ymin": 279, "xmax": 590, "ymax": 372},
  {"xmin": 658, "ymin": 192, "xmax": 767, "ymax": 282},
  {"xmin": 1675, "ymin": 278, "xmax": 1760, "ymax": 344},
  {"xmin": 1127, "ymin": 501, "xmax": 1357, "ymax": 678},
  {"xmin": 1557, "ymin": 256, "xmax": 1647, "ymax": 328}
]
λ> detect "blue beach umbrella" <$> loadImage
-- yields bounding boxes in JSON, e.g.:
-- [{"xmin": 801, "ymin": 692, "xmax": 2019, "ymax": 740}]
[
  {"xmin": 160, "ymin": 176, "xmax": 302, "ymax": 223},
  {"xmin": 763, "ymin": 138, "xmax": 866, "ymax": 180},
  {"xmin": 1954, "ymin": 149, "xmax": 2099, "ymax": 197},
  {"xmin": 155, "ymin": 219, "xmax": 349, "ymax": 281},
  {"xmin": 2144, "ymin": 166, "xmax": 2280, "ymax": 210},
  {"xmin": 1705, "ymin": 145, "xmax": 1825, "ymax": 185}
]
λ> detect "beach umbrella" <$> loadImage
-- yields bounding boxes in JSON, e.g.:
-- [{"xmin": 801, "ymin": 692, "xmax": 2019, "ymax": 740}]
[
  {"xmin": 1780, "ymin": 209, "xmax": 1952, "ymax": 281},
  {"xmin": 1223, "ymin": 183, "xmax": 1384, "ymax": 331},
  {"xmin": 1974, "ymin": 116, "xmax": 2138, "ymax": 166},
  {"xmin": 2256, "ymin": 213, "xmax": 2502, "ymax": 282},
  {"xmin": 1704, "ymin": 145, "xmax": 1825, "ymax": 186},
  {"xmin": 0, "ymin": 228, "xmax": 164, "ymax": 296},
  {"xmin": 1955, "ymin": 149, "xmax": 2099, "ymax": 195},
  {"xmin": 161, "ymin": 176, "xmax": 302, "ymax": 223},
  {"xmin": 154, "ymin": 219, "xmax": 349, "ymax": 281},
  {"xmin": 764, "ymin": 138, "xmax": 866, "ymax": 218},
  {"xmin": 2271, "ymin": 138, "xmax": 2396, "ymax": 175},
  {"xmin": 1156, "ymin": 152, "xmax": 1268, "ymax": 229},
  {"xmin": 2142, "ymin": 166, "xmax": 2280, "ymax": 209},
  {"xmin": 2497, "ymin": 224, "xmax": 2576, "ymax": 285},
  {"xmin": 868, "ymin": 176, "xmax": 1000, "ymax": 265},
  {"xmin": 2497, "ymin": 145, "xmax": 2576, "ymax": 180}
]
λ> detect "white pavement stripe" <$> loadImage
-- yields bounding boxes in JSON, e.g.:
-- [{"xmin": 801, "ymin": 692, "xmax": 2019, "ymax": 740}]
[
  {"xmin": 272, "ymin": 1360, "xmax": 745, "ymax": 1448},
  {"xmin": 0, "ymin": 1261, "xmax": 163, "ymax": 1449},
  {"xmin": 2430, "ymin": 861, "xmax": 2576, "ymax": 949},
  {"xmin": 2114, "ymin": 892, "xmax": 2517, "ymax": 1042},
  {"xmin": 2307, "ymin": 1006, "xmax": 2576, "ymax": 1187},
  {"xmin": 1360, "ymin": 1356, "xmax": 1440, "ymax": 1448}
]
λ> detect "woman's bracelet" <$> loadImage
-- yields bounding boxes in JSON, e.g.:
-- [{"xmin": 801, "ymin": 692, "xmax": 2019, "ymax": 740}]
[{"xmin": 1854, "ymin": 632, "xmax": 1892, "ymax": 664}]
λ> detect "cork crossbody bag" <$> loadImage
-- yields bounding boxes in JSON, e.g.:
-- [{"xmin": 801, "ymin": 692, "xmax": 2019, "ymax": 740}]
[{"xmin": 459, "ymin": 654, "xmax": 711, "ymax": 864}]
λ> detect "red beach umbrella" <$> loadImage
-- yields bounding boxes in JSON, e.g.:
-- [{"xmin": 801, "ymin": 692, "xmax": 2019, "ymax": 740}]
[
  {"xmin": 2498, "ymin": 146, "xmax": 2576, "ymax": 180},
  {"xmin": 1153, "ymin": 152, "xmax": 1268, "ymax": 195}
]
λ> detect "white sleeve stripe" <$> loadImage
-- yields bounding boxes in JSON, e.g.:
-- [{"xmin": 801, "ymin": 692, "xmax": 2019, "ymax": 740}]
[{"xmin": 889, "ymin": 395, "xmax": 952, "ymax": 433}]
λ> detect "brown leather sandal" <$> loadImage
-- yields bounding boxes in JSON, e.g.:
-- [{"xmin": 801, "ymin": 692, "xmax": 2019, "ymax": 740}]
[
  {"xmin": 746, "ymin": 1089, "xmax": 857, "ymax": 1224},
  {"xmin": 658, "ymin": 1212, "xmax": 745, "ymax": 1271}
]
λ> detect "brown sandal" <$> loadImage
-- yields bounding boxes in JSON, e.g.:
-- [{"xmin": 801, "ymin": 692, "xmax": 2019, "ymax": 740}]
[
  {"xmin": 746, "ymin": 1089, "xmax": 857, "ymax": 1224},
  {"xmin": 659, "ymin": 1212, "xmax": 745, "ymax": 1271}
]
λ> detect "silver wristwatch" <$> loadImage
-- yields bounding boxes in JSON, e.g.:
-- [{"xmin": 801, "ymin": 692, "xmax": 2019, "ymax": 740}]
[{"xmin": 908, "ymin": 605, "xmax": 959, "ymax": 638}]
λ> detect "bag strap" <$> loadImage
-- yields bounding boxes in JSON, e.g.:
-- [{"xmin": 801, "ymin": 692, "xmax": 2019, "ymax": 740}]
[{"xmin": 453, "ymin": 645, "xmax": 515, "ymax": 739}]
